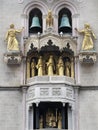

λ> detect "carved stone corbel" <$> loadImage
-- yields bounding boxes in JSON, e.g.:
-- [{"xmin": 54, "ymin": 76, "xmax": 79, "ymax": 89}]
[
  {"xmin": 4, "ymin": 51, "xmax": 22, "ymax": 65},
  {"xmin": 79, "ymin": 50, "xmax": 97, "ymax": 64}
]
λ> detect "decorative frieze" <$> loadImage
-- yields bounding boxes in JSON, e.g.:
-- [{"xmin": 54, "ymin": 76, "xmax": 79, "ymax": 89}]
[
  {"xmin": 79, "ymin": 50, "xmax": 97, "ymax": 64},
  {"xmin": 27, "ymin": 88, "xmax": 35, "ymax": 99},
  {"xmin": 4, "ymin": 51, "xmax": 22, "ymax": 65},
  {"xmin": 66, "ymin": 88, "xmax": 73, "ymax": 98},
  {"xmin": 40, "ymin": 88, "xmax": 49, "ymax": 96},
  {"xmin": 52, "ymin": 88, "xmax": 61, "ymax": 96}
]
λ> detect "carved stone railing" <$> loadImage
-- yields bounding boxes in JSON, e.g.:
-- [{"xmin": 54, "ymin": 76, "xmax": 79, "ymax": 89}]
[
  {"xmin": 27, "ymin": 76, "xmax": 75, "ymax": 85},
  {"xmin": 26, "ymin": 76, "xmax": 75, "ymax": 104}
]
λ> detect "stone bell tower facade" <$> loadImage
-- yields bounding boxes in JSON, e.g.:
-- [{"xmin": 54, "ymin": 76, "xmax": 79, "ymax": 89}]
[{"xmin": 0, "ymin": 1, "xmax": 98, "ymax": 130}]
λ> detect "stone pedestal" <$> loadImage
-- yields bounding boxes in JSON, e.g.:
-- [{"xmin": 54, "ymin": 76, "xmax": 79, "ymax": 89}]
[
  {"xmin": 79, "ymin": 50, "xmax": 97, "ymax": 64},
  {"xmin": 44, "ymin": 27, "xmax": 55, "ymax": 34},
  {"xmin": 4, "ymin": 51, "xmax": 22, "ymax": 65}
]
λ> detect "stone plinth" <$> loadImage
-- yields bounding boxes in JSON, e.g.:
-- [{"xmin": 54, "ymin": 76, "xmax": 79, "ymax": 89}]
[
  {"xmin": 79, "ymin": 50, "xmax": 97, "ymax": 64},
  {"xmin": 4, "ymin": 51, "xmax": 22, "ymax": 65}
]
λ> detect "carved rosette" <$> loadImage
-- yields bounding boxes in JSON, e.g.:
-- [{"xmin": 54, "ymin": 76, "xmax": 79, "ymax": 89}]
[
  {"xmin": 4, "ymin": 51, "xmax": 22, "ymax": 65},
  {"xmin": 79, "ymin": 50, "xmax": 97, "ymax": 64}
]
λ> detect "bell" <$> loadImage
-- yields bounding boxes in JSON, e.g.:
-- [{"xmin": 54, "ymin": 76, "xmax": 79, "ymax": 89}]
[
  {"xmin": 59, "ymin": 14, "xmax": 71, "ymax": 30},
  {"xmin": 30, "ymin": 15, "xmax": 41, "ymax": 29}
]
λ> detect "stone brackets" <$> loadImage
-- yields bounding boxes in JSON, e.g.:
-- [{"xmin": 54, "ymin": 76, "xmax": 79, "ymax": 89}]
[
  {"xmin": 4, "ymin": 51, "xmax": 22, "ymax": 65},
  {"xmin": 79, "ymin": 50, "xmax": 97, "ymax": 64}
]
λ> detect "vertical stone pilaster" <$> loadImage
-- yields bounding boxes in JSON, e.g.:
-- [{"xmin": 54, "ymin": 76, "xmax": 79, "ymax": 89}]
[
  {"xmin": 26, "ymin": 103, "xmax": 32, "ymax": 130},
  {"xmin": 43, "ymin": 15, "xmax": 47, "ymax": 33},
  {"xmin": 71, "ymin": 58, "xmax": 74, "ymax": 78},
  {"xmin": 29, "ymin": 105, "xmax": 34, "ymax": 130},
  {"xmin": 68, "ymin": 104, "xmax": 72, "ymax": 130},
  {"xmin": 35, "ymin": 103, "xmax": 39, "ymax": 129},
  {"xmin": 68, "ymin": 103, "xmax": 75, "ymax": 130},
  {"xmin": 74, "ymin": 87, "xmax": 79, "ymax": 130},
  {"xmin": 22, "ymin": 87, "xmax": 27, "ymax": 130},
  {"xmin": 62, "ymin": 103, "xmax": 65, "ymax": 129},
  {"xmin": 27, "ymin": 58, "xmax": 30, "ymax": 79}
]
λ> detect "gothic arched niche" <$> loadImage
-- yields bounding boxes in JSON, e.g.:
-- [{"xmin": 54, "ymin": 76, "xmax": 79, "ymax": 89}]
[
  {"xmin": 29, "ymin": 8, "xmax": 42, "ymax": 34},
  {"xmin": 26, "ymin": 39, "xmax": 75, "ymax": 79},
  {"xmin": 58, "ymin": 8, "xmax": 72, "ymax": 34}
]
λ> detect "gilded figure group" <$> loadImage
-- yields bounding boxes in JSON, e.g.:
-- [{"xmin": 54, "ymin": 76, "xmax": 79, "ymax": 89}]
[
  {"xmin": 30, "ymin": 55, "xmax": 72, "ymax": 77},
  {"xmin": 39, "ymin": 110, "xmax": 62, "ymax": 129}
]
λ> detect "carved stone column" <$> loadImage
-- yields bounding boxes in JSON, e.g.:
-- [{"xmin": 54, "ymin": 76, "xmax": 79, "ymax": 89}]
[
  {"xmin": 68, "ymin": 103, "xmax": 74, "ymax": 130},
  {"xmin": 74, "ymin": 87, "xmax": 79, "ymax": 130},
  {"xmin": 22, "ymin": 87, "xmax": 27, "ymax": 130},
  {"xmin": 35, "ymin": 103, "xmax": 39, "ymax": 129},
  {"xmin": 62, "ymin": 103, "xmax": 65, "ymax": 129},
  {"xmin": 26, "ymin": 103, "xmax": 32, "ymax": 130},
  {"xmin": 27, "ymin": 58, "xmax": 30, "ymax": 79},
  {"xmin": 71, "ymin": 58, "xmax": 74, "ymax": 78}
]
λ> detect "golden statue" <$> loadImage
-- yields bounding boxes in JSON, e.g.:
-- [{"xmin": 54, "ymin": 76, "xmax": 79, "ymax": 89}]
[
  {"xmin": 47, "ymin": 55, "xmax": 54, "ymax": 76},
  {"xmin": 36, "ymin": 56, "xmax": 43, "ymax": 76},
  {"xmin": 57, "ymin": 56, "xmax": 64, "ymax": 76},
  {"xmin": 65, "ymin": 60, "xmax": 71, "ymax": 77},
  {"xmin": 48, "ymin": 113, "xmax": 56, "ymax": 128},
  {"xmin": 46, "ymin": 10, "xmax": 54, "ymax": 27},
  {"xmin": 58, "ymin": 112, "xmax": 62, "ymax": 129},
  {"xmin": 75, "ymin": 23, "xmax": 96, "ymax": 50},
  {"xmin": 39, "ymin": 115, "xmax": 43, "ymax": 129},
  {"xmin": 5, "ymin": 24, "xmax": 24, "ymax": 51},
  {"xmin": 31, "ymin": 59, "xmax": 36, "ymax": 77}
]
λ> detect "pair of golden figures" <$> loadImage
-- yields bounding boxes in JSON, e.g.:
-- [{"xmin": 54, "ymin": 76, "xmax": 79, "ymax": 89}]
[{"xmin": 5, "ymin": 10, "xmax": 96, "ymax": 51}]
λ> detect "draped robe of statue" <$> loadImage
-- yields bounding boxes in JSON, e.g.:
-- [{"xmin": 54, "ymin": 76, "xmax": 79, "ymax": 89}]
[
  {"xmin": 37, "ymin": 56, "xmax": 43, "ymax": 76},
  {"xmin": 46, "ymin": 10, "xmax": 53, "ymax": 28},
  {"xmin": 58, "ymin": 113, "xmax": 62, "ymax": 129},
  {"xmin": 47, "ymin": 55, "xmax": 54, "ymax": 76},
  {"xmin": 5, "ymin": 24, "xmax": 23, "ymax": 51},
  {"xmin": 75, "ymin": 23, "xmax": 96, "ymax": 50},
  {"xmin": 65, "ymin": 61, "xmax": 71, "ymax": 77},
  {"xmin": 31, "ymin": 59, "xmax": 36, "ymax": 77},
  {"xmin": 57, "ymin": 57, "xmax": 64, "ymax": 76}
]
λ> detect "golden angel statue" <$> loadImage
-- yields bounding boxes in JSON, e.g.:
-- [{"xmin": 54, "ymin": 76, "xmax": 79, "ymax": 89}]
[
  {"xmin": 46, "ymin": 10, "xmax": 54, "ymax": 27},
  {"xmin": 5, "ymin": 24, "xmax": 24, "ymax": 51},
  {"xmin": 75, "ymin": 23, "xmax": 96, "ymax": 51}
]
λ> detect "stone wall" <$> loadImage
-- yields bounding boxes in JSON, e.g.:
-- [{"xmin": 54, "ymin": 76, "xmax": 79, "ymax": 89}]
[
  {"xmin": 79, "ymin": 88, "xmax": 98, "ymax": 130},
  {"xmin": 0, "ymin": 89, "xmax": 23, "ymax": 130}
]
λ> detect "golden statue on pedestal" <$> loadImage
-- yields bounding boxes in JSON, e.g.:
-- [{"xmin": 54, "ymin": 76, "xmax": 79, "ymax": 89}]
[
  {"xmin": 57, "ymin": 56, "xmax": 64, "ymax": 76},
  {"xmin": 36, "ymin": 56, "xmax": 43, "ymax": 76},
  {"xmin": 58, "ymin": 112, "xmax": 62, "ymax": 129},
  {"xmin": 46, "ymin": 10, "xmax": 54, "ymax": 27},
  {"xmin": 46, "ymin": 110, "xmax": 56, "ymax": 128},
  {"xmin": 47, "ymin": 55, "xmax": 55, "ymax": 76},
  {"xmin": 39, "ymin": 115, "xmax": 43, "ymax": 129},
  {"xmin": 65, "ymin": 60, "xmax": 71, "ymax": 77},
  {"xmin": 75, "ymin": 23, "xmax": 96, "ymax": 51},
  {"xmin": 5, "ymin": 24, "xmax": 24, "ymax": 51},
  {"xmin": 31, "ymin": 59, "xmax": 36, "ymax": 77}
]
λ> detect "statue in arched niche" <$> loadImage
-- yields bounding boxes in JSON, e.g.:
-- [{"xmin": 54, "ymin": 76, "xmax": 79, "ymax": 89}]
[
  {"xmin": 36, "ymin": 56, "xmax": 43, "ymax": 76},
  {"xmin": 57, "ymin": 56, "xmax": 64, "ymax": 76},
  {"xmin": 46, "ymin": 10, "xmax": 54, "ymax": 28},
  {"xmin": 5, "ymin": 24, "xmax": 24, "ymax": 51},
  {"xmin": 39, "ymin": 115, "xmax": 43, "ymax": 129},
  {"xmin": 75, "ymin": 23, "xmax": 96, "ymax": 51},
  {"xmin": 31, "ymin": 59, "xmax": 36, "ymax": 77},
  {"xmin": 58, "ymin": 112, "xmax": 62, "ymax": 129},
  {"xmin": 65, "ymin": 59, "xmax": 71, "ymax": 77},
  {"xmin": 47, "ymin": 55, "xmax": 55, "ymax": 76}
]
